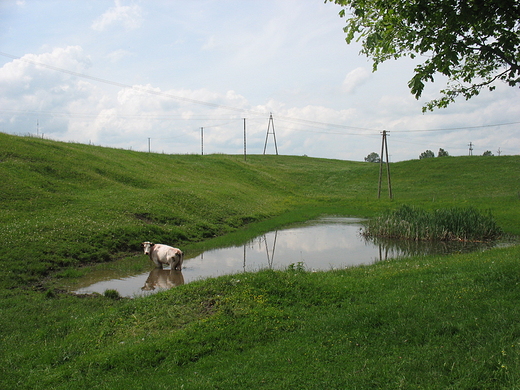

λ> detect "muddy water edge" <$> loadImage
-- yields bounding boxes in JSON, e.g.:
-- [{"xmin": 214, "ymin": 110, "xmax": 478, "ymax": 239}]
[{"xmin": 71, "ymin": 217, "xmax": 504, "ymax": 298}]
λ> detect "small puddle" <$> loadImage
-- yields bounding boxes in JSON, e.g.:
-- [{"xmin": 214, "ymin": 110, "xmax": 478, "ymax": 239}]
[{"xmin": 73, "ymin": 217, "xmax": 502, "ymax": 297}]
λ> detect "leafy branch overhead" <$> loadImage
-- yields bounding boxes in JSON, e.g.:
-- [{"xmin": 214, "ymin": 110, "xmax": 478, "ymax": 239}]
[{"xmin": 327, "ymin": 0, "xmax": 520, "ymax": 111}]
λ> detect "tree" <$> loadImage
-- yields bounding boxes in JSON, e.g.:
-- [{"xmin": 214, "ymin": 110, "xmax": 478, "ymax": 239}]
[
  {"xmin": 419, "ymin": 150, "xmax": 435, "ymax": 159},
  {"xmin": 483, "ymin": 150, "xmax": 494, "ymax": 156},
  {"xmin": 327, "ymin": 0, "xmax": 520, "ymax": 111},
  {"xmin": 438, "ymin": 148, "xmax": 449, "ymax": 157},
  {"xmin": 364, "ymin": 152, "xmax": 380, "ymax": 162}
]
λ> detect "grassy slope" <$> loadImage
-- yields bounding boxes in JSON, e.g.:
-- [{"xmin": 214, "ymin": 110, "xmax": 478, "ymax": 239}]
[
  {"xmin": 0, "ymin": 133, "xmax": 384, "ymax": 286},
  {"xmin": 1, "ymin": 133, "xmax": 520, "ymax": 389}
]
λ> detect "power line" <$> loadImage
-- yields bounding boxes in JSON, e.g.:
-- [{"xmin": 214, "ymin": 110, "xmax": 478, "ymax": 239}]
[
  {"xmin": 276, "ymin": 116, "xmax": 378, "ymax": 132},
  {"xmin": 0, "ymin": 51, "xmax": 383, "ymax": 134},
  {"xmin": 0, "ymin": 108, "xmax": 242, "ymax": 121},
  {"xmin": 274, "ymin": 125, "xmax": 381, "ymax": 137},
  {"xmin": 392, "ymin": 121, "xmax": 520, "ymax": 132},
  {"xmin": 0, "ymin": 51, "xmax": 268, "ymax": 116},
  {"xmin": 1, "ymin": 51, "xmax": 519, "ymax": 146}
]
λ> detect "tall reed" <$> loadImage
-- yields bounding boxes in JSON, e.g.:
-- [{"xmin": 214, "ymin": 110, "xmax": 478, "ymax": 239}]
[{"xmin": 362, "ymin": 205, "xmax": 502, "ymax": 241}]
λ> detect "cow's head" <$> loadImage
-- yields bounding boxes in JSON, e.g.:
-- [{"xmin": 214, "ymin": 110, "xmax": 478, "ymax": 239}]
[{"xmin": 141, "ymin": 241, "xmax": 155, "ymax": 255}]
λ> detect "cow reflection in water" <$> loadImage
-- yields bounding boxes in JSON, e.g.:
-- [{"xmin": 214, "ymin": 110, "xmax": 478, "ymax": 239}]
[{"xmin": 141, "ymin": 268, "xmax": 185, "ymax": 291}]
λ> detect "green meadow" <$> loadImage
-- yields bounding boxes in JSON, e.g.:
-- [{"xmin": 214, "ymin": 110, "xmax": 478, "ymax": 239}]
[{"xmin": 1, "ymin": 132, "xmax": 520, "ymax": 389}]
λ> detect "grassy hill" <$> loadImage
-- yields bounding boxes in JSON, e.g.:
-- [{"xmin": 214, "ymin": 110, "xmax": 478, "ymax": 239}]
[
  {"xmin": 1, "ymin": 132, "xmax": 520, "ymax": 389},
  {"xmin": 0, "ymin": 132, "xmax": 379, "ymax": 286}
]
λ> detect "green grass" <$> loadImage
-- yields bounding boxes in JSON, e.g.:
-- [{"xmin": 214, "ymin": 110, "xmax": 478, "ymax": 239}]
[
  {"xmin": 2, "ymin": 248, "xmax": 520, "ymax": 389},
  {"xmin": 363, "ymin": 204, "xmax": 503, "ymax": 241},
  {"xmin": 1, "ymin": 132, "xmax": 520, "ymax": 389}
]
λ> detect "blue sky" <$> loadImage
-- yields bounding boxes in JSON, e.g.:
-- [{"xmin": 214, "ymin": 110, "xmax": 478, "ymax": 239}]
[{"xmin": 1, "ymin": 0, "xmax": 519, "ymax": 161}]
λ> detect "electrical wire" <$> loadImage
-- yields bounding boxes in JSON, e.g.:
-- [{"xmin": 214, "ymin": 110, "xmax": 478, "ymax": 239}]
[
  {"xmin": 391, "ymin": 121, "xmax": 520, "ymax": 132},
  {"xmin": 0, "ymin": 51, "xmax": 268, "ymax": 116},
  {"xmin": 1, "ymin": 51, "xmax": 519, "ymax": 141}
]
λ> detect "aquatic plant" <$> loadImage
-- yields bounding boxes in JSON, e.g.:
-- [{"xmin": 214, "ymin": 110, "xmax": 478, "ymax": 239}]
[{"xmin": 362, "ymin": 205, "xmax": 503, "ymax": 241}]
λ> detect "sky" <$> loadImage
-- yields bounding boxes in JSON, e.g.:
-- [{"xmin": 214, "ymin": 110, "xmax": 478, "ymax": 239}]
[{"xmin": 0, "ymin": 0, "xmax": 519, "ymax": 161}]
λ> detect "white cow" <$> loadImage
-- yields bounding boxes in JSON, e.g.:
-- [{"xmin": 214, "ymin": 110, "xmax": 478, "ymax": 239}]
[{"xmin": 141, "ymin": 241, "xmax": 184, "ymax": 270}]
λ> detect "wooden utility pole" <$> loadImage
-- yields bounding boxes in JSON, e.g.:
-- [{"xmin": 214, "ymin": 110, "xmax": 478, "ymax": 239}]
[
  {"xmin": 378, "ymin": 130, "xmax": 393, "ymax": 199},
  {"xmin": 263, "ymin": 112, "xmax": 278, "ymax": 155},
  {"xmin": 201, "ymin": 127, "xmax": 204, "ymax": 155},
  {"xmin": 243, "ymin": 118, "xmax": 247, "ymax": 162}
]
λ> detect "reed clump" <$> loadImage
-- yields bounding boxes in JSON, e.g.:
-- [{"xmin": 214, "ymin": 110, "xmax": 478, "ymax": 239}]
[{"xmin": 362, "ymin": 205, "xmax": 503, "ymax": 241}]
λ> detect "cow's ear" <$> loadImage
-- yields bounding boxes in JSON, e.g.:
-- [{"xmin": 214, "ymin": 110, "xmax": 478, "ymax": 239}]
[
  {"xmin": 150, "ymin": 242, "xmax": 155, "ymax": 246},
  {"xmin": 141, "ymin": 242, "xmax": 144, "ymax": 247}
]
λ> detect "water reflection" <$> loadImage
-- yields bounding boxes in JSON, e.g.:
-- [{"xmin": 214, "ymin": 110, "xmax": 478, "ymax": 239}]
[
  {"xmin": 141, "ymin": 269, "xmax": 185, "ymax": 291},
  {"xmin": 369, "ymin": 235, "xmax": 498, "ymax": 259},
  {"xmin": 74, "ymin": 217, "xmax": 500, "ymax": 298},
  {"xmin": 245, "ymin": 230, "xmax": 278, "ymax": 271}
]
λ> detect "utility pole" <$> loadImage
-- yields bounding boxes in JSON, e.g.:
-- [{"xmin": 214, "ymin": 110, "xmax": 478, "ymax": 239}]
[
  {"xmin": 497, "ymin": 147, "xmax": 501, "ymax": 156},
  {"xmin": 201, "ymin": 127, "xmax": 204, "ymax": 155},
  {"xmin": 243, "ymin": 118, "xmax": 247, "ymax": 162},
  {"xmin": 468, "ymin": 142, "xmax": 473, "ymax": 156},
  {"xmin": 36, "ymin": 119, "xmax": 39, "ymax": 137},
  {"xmin": 263, "ymin": 112, "xmax": 278, "ymax": 155},
  {"xmin": 378, "ymin": 130, "xmax": 393, "ymax": 199}
]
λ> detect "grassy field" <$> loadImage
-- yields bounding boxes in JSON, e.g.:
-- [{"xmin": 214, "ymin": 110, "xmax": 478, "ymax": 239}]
[{"xmin": 1, "ymin": 132, "xmax": 520, "ymax": 389}]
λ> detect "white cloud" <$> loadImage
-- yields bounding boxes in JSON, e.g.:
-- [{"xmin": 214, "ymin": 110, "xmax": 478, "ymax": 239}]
[
  {"xmin": 342, "ymin": 67, "xmax": 371, "ymax": 93},
  {"xmin": 202, "ymin": 36, "xmax": 217, "ymax": 51},
  {"xmin": 0, "ymin": 47, "xmax": 100, "ymax": 139},
  {"xmin": 1, "ymin": 44, "xmax": 515, "ymax": 160},
  {"xmin": 0, "ymin": 46, "xmax": 92, "ymax": 101},
  {"xmin": 91, "ymin": 0, "xmax": 143, "ymax": 32},
  {"xmin": 106, "ymin": 49, "xmax": 132, "ymax": 63},
  {"xmin": 1, "ymin": 1, "xmax": 519, "ymax": 161}
]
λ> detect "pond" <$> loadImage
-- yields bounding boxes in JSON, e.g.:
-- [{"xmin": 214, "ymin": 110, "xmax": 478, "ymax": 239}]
[{"xmin": 73, "ymin": 217, "xmax": 500, "ymax": 298}]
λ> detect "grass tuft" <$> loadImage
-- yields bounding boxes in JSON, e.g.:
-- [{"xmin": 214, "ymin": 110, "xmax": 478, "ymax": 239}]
[
  {"xmin": 362, "ymin": 204, "xmax": 503, "ymax": 241},
  {"xmin": 104, "ymin": 289, "xmax": 122, "ymax": 300}
]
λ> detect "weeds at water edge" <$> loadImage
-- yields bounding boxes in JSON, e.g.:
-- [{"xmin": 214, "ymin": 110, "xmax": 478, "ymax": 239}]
[{"xmin": 362, "ymin": 205, "xmax": 503, "ymax": 241}]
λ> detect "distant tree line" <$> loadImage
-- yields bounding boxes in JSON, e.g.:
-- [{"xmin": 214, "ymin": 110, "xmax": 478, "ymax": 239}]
[
  {"xmin": 419, "ymin": 148, "xmax": 495, "ymax": 159},
  {"xmin": 419, "ymin": 148, "xmax": 449, "ymax": 159},
  {"xmin": 365, "ymin": 148, "xmax": 495, "ymax": 162}
]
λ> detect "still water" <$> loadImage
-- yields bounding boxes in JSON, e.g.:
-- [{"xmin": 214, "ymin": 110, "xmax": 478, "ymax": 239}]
[{"xmin": 74, "ymin": 217, "xmax": 497, "ymax": 298}]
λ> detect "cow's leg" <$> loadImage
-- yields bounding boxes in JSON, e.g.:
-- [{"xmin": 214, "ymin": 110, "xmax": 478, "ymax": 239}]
[
  {"xmin": 174, "ymin": 253, "xmax": 183, "ymax": 270},
  {"xmin": 168, "ymin": 255, "xmax": 177, "ymax": 270}
]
